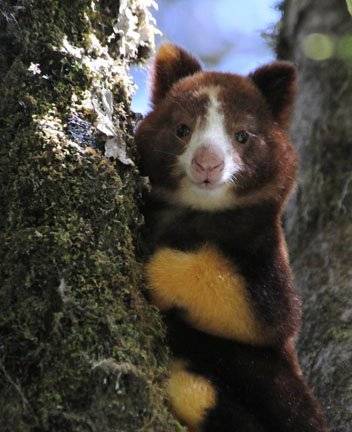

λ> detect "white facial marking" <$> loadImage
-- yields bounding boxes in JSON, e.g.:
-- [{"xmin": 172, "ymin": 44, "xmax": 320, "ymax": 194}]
[{"xmin": 176, "ymin": 86, "xmax": 241, "ymax": 211}]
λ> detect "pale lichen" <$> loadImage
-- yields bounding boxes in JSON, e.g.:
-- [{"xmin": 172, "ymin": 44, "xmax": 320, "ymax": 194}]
[{"xmin": 115, "ymin": 0, "xmax": 160, "ymax": 58}]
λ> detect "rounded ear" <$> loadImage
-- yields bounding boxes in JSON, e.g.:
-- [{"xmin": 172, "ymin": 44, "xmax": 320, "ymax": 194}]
[
  {"xmin": 151, "ymin": 43, "xmax": 202, "ymax": 106},
  {"xmin": 249, "ymin": 61, "xmax": 297, "ymax": 128}
]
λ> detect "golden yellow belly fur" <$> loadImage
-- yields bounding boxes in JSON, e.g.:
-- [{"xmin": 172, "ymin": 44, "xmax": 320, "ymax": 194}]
[
  {"xmin": 146, "ymin": 244, "xmax": 269, "ymax": 345},
  {"xmin": 167, "ymin": 360, "xmax": 216, "ymax": 431}
]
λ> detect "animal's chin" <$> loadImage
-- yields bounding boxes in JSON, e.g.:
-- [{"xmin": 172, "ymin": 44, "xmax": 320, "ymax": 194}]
[
  {"xmin": 187, "ymin": 174, "xmax": 231, "ymax": 193},
  {"xmin": 191, "ymin": 180, "xmax": 223, "ymax": 191},
  {"xmin": 172, "ymin": 176, "xmax": 235, "ymax": 211}
]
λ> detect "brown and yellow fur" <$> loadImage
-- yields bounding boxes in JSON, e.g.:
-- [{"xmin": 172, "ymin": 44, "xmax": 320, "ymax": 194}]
[{"xmin": 135, "ymin": 44, "xmax": 328, "ymax": 432}]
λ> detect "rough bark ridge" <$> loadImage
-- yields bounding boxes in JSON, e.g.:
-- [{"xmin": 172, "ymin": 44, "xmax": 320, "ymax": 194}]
[
  {"xmin": 0, "ymin": 1, "xmax": 183, "ymax": 431},
  {"xmin": 278, "ymin": 1, "xmax": 352, "ymax": 431}
]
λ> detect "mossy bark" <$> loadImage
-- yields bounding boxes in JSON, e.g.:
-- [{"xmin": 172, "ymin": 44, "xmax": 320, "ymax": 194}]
[
  {"xmin": 278, "ymin": 1, "xmax": 352, "ymax": 431},
  {"xmin": 0, "ymin": 1, "xmax": 183, "ymax": 431}
]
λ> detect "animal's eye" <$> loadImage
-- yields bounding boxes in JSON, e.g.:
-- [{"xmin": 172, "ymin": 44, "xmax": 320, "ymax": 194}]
[
  {"xmin": 176, "ymin": 123, "xmax": 191, "ymax": 139},
  {"xmin": 235, "ymin": 130, "xmax": 249, "ymax": 144}
]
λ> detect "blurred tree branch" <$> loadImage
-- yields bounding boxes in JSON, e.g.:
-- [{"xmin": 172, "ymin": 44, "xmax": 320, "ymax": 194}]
[
  {"xmin": 278, "ymin": 1, "xmax": 352, "ymax": 431},
  {"xmin": 346, "ymin": 0, "xmax": 352, "ymax": 15}
]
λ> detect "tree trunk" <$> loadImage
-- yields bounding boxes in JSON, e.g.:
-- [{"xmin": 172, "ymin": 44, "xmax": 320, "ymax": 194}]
[
  {"xmin": 0, "ymin": 1, "xmax": 182, "ymax": 431},
  {"xmin": 278, "ymin": 1, "xmax": 352, "ymax": 431}
]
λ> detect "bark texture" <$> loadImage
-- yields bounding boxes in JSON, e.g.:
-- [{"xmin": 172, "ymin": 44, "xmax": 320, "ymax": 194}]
[
  {"xmin": 278, "ymin": 1, "xmax": 352, "ymax": 431},
  {"xmin": 0, "ymin": 1, "xmax": 183, "ymax": 431}
]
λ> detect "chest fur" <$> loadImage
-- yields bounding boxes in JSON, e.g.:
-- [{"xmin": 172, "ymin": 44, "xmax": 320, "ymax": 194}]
[{"xmin": 146, "ymin": 244, "xmax": 270, "ymax": 345}]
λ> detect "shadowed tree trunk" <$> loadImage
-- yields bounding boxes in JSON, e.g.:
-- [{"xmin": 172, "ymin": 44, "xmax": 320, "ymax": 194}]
[
  {"xmin": 0, "ymin": 1, "xmax": 183, "ymax": 431},
  {"xmin": 278, "ymin": 1, "xmax": 352, "ymax": 431}
]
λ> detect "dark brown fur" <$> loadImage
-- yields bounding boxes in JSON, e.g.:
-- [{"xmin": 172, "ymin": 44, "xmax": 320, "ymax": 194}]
[{"xmin": 135, "ymin": 44, "xmax": 328, "ymax": 432}]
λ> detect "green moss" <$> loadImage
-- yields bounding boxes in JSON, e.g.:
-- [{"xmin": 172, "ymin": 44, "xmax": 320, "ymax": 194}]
[{"xmin": 0, "ymin": 1, "xmax": 182, "ymax": 431}]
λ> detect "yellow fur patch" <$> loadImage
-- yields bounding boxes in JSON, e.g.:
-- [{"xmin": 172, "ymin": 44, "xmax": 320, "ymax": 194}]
[
  {"xmin": 167, "ymin": 360, "xmax": 216, "ymax": 431},
  {"xmin": 156, "ymin": 43, "xmax": 180, "ymax": 63},
  {"xmin": 146, "ymin": 244, "xmax": 270, "ymax": 345}
]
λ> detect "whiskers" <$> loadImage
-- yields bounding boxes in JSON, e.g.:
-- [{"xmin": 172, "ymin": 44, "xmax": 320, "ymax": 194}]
[
  {"xmin": 229, "ymin": 173, "xmax": 239, "ymax": 184},
  {"xmin": 152, "ymin": 149, "xmax": 179, "ymax": 157}
]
